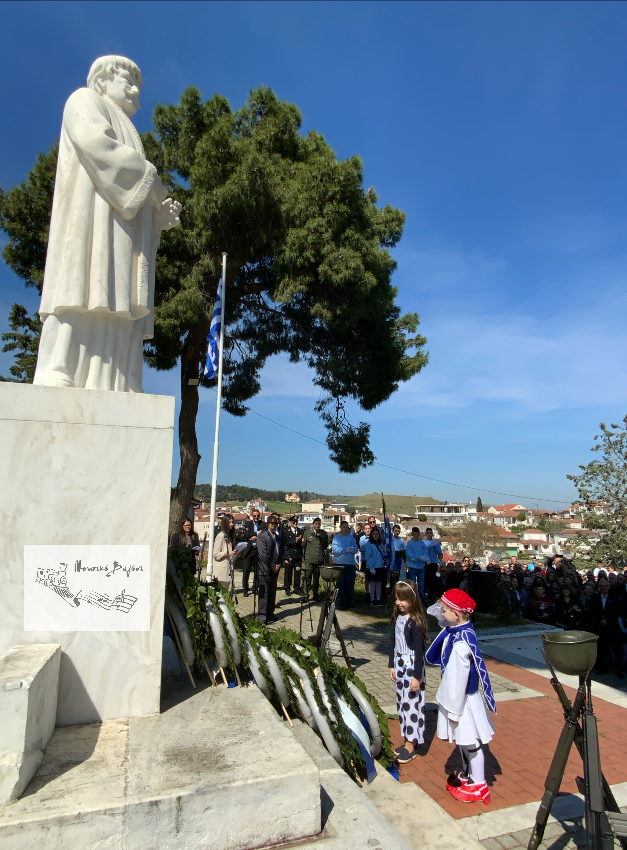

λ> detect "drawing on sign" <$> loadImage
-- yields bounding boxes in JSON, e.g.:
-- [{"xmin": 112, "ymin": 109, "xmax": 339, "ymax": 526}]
[
  {"xmin": 35, "ymin": 559, "xmax": 138, "ymax": 614},
  {"xmin": 25, "ymin": 545, "xmax": 150, "ymax": 633}
]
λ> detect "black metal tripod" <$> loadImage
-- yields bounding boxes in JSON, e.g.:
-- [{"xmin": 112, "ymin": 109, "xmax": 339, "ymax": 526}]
[
  {"xmin": 528, "ymin": 652, "xmax": 627, "ymax": 850},
  {"xmin": 307, "ymin": 578, "xmax": 353, "ymax": 671}
]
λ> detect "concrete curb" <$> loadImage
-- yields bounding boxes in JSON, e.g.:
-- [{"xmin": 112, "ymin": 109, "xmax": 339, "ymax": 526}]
[
  {"xmin": 463, "ymin": 782, "xmax": 627, "ymax": 841},
  {"xmin": 290, "ymin": 721, "xmax": 413, "ymax": 850},
  {"xmin": 478, "ymin": 642, "xmax": 627, "ymax": 710}
]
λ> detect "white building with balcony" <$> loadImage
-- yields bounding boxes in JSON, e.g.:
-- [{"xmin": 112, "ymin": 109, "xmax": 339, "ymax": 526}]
[{"xmin": 415, "ymin": 502, "xmax": 477, "ymax": 526}]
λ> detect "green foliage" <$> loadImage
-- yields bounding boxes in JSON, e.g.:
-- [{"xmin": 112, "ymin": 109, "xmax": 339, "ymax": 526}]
[
  {"xmin": 340, "ymin": 667, "xmax": 395, "ymax": 768},
  {"xmin": 255, "ymin": 625, "xmax": 361, "ymax": 780},
  {"xmin": 205, "ymin": 585, "xmax": 238, "ymax": 675},
  {"xmin": 145, "ymin": 85, "xmax": 428, "ymax": 473},
  {"xmin": 0, "ymin": 142, "xmax": 57, "ymax": 381},
  {"xmin": 0, "ymin": 143, "xmax": 57, "ymax": 294},
  {"xmin": 168, "ymin": 545, "xmax": 196, "ymax": 574},
  {"xmin": 567, "ymin": 417, "xmax": 627, "ymax": 564},
  {"xmin": 516, "ymin": 512, "xmax": 527, "ymax": 522},
  {"xmin": 241, "ymin": 621, "xmax": 393, "ymax": 780},
  {"xmin": 194, "ymin": 482, "xmax": 353, "ymax": 508},
  {"xmin": 167, "ymin": 547, "xmax": 215, "ymax": 675},
  {"xmin": 243, "ymin": 624, "xmax": 283, "ymax": 706},
  {"xmin": 417, "ymin": 513, "xmax": 427, "ymax": 522},
  {"xmin": 1, "ymin": 304, "xmax": 41, "ymax": 382},
  {"xmin": 163, "ymin": 568, "xmax": 394, "ymax": 780},
  {"xmin": 476, "ymin": 497, "xmax": 484, "ymax": 512},
  {"xmin": 217, "ymin": 587, "xmax": 249, "ymax": 672}
]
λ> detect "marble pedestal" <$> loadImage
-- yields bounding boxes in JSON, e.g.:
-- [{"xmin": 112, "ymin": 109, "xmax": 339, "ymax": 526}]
[
  {"xmin": 0, "ymin": 686, "xmax": 321, "ymax": 850},
  {"xmin": 0, "ymin": 384, "xmax": 175, "ymax": 726}
]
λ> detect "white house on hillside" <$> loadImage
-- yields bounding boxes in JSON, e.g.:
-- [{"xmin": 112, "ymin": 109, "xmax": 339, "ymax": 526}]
[
  {"xmin": 301, "ymin": 500, "xmax": 324, "ymax": 513},
  {"xmin": 414, "ymin": 502, "xmax": 477, "ymax": 525},
  {"xmin": 298, "ymin": 508, "xmax": 350, "ymax": 533},
  {"xmin": 247, "ymin": 498, "xmax": 267, "ymax": 514},
  {"xmin": 551, "ymin": 528, "xmax": 600, "ymax": 556},
  {"xmin": 488, "ymin": 503, "xmax": 527, "ymax": 515}
]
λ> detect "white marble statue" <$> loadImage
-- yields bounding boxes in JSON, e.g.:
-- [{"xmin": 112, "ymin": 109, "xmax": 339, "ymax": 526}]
[{"xmin": 33, "ymin": 56, "xmax": 181, "ymax": 392}]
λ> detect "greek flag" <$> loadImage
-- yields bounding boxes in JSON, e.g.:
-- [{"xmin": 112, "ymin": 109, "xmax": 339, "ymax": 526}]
[{"xmin": 204, "ymin": 276, "xmax": 222, "ymax": 380}]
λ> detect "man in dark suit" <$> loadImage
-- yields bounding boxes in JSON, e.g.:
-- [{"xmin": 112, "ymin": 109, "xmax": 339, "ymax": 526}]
[
  {"xmin": 590, "ymin": 577, "xmax": 625, "ymax": 678},
  {"xmin": 283, "ymin": 515, "xmax": 303, "ymax": 595},
  {"xmin": 240, "ymin": 508, "xmax": 266, "ymax": 597},
  {"xmin": 256, "ymin": 515, "xmax": 284, "ymax": 623}
]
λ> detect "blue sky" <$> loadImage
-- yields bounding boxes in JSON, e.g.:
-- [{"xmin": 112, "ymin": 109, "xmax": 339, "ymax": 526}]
[{"xmin": 2, "ymin": 0, "xmax": 626, "ymax": 507}]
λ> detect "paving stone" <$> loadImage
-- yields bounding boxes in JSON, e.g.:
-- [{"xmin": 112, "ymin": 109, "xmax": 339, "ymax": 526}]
[
  {"xmin": 543, "ymin": 823, "xmax": 567, "ymax": 839},
  {"xmin": 495, "ymin": 835, "xmax": 521, "ymax": 850},
  {"xmin": 512, "ymin": 829, "xmax": 533, "ymax": 845},
  {"xmin": 480, "ymin": 838, "xmax": 504, "ymax": 850}
]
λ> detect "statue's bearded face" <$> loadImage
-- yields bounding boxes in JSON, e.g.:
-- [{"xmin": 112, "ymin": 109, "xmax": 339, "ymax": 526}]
[{"xmin": 102, "ymin": 68, "xmax": 141, "ymax": 117}]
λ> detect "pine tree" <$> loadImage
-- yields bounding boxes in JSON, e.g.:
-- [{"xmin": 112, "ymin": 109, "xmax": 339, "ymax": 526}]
[
  {"xmin": 0, "ymin": 90, "xmax": 429, "ymax": 535},
  {"xmin": 476, "ymin": 496, "xmax": 484, "ymax": 513},
  {"xmin": 1, "ymin": 304, "xmax": 41, "ymax": 382}
]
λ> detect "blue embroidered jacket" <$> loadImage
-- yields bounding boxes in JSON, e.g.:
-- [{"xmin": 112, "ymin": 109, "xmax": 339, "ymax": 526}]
[{"xmin": 426, "ymin": 622, "xmax": 496, "ymax": 713}]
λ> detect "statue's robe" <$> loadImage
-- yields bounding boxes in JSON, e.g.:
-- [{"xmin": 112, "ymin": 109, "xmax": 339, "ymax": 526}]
[{"xmin": 34, "ymin": 87, "xmax": 167, "ymax": 392}]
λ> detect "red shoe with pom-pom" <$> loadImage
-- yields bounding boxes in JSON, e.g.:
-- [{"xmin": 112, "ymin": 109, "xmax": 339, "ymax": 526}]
[{"xmin": 447, "ymin": 781, "xmax": 491, "ymax": 804}]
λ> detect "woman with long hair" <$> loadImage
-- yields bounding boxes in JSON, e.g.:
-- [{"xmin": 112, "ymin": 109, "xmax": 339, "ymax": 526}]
[
  {"xmin": 169, "ymin": 517, "xmax": 200, "ymax": 550},
  {"xmin": 213, "ymin": 514, "xmax": 236, "ymax": 587},
  {"xmin": 388, "ymin": 579, "xmax": 428, "ymax": 764}
]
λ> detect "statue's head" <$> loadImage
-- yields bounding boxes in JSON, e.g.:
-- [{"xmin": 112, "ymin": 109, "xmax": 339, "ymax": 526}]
[{"xmin": 87, "ymin": 55, "xmax": 143, "ymax": 117}]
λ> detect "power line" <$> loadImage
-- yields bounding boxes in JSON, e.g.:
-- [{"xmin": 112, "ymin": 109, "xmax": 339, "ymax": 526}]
[{"xmin": 213, "ymin": 394, "xmax": 572, "ymax": 506}]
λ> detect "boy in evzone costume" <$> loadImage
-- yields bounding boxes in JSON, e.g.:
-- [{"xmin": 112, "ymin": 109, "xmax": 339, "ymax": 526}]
[{"xmin": 426, "ymin": 589, "xmax": 496, "ymax": 804}]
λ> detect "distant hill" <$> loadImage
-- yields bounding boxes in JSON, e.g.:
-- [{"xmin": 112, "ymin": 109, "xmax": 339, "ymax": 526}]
[
  {"xmin": 348, "ymin": 493, "xmax": 441, "ymax": 516},
  {"xmin": 194, "ymin": 483, "xmax": 441, "ymax": 517},
  {"xmin": 194, "ymin": 483, "xmax": 353, "ymax": 505}
]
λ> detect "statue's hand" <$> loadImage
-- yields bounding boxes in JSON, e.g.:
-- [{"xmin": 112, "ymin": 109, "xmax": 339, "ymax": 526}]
[{"xmin": 158, "ymin": 198, "xmax": 182, "ymax": 230}]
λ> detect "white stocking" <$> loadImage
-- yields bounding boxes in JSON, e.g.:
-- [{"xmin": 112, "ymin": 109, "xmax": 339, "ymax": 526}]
[{"xmin": 462, "ymin": 745, "xmax": 485, "ymax": 785}]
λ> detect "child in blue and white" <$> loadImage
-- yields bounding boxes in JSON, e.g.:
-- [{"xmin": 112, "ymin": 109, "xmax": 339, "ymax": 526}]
[
  {"xmin": 362, "ymin": 526, "xmax": 387, "ymax": 607},
  {"xmin": 426, "ymin": 589, "xmax": 496, "ymax": 805},
  {"xmin": 405, "ymin": 527, "xmax": 429, "ymax": 602},
  {"xmin": 391, "ymin": 524, "xmax": 406, "ymax": 578}
]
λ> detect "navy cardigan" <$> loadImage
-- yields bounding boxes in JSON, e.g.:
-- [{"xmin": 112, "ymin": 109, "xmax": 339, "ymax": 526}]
[{"xmin": 388, "ymin": 617, "xmax": 425, "ymax": 678}]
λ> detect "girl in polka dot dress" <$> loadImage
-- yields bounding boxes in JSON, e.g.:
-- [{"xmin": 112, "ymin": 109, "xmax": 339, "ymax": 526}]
[{"xmin": 388, "ymin": 579, "xmax": 428, "ymax": 764}]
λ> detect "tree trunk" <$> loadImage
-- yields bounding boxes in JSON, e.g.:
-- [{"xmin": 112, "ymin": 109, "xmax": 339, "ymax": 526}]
[{"xmin": 168, "ymin": 323, "xmax": 209, "ymax": 538}]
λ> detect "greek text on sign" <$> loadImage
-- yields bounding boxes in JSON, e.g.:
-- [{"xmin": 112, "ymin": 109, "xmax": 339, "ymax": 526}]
[{"xmin": 24, "ymin": 545, "xmax": 150, "ymax": 632}]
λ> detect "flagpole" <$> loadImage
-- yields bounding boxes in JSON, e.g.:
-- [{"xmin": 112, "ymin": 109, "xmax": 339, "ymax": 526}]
[{"xmin": 207, "ymin": 252, "xmax": 227, "ymax": 581}]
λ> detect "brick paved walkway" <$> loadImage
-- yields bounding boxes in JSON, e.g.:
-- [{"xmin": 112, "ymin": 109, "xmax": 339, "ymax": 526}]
[
  {"xmin": 230, "ymin": 572, "xmax": 627, "ymax": 832},
  {"xmin": 392, "ymin": 658, "xmax": 627, "ymax": 819}
]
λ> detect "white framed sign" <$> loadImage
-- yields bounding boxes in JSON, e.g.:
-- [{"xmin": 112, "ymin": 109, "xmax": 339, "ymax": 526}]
[{"xmin": 24, "ymin": 545, "xmax": 150, "ymax": 632}]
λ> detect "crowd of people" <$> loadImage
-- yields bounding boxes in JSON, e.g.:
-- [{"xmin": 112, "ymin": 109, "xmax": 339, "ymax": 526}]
[
  {"xmin": 170, "ymin": 515, "xmax": 627, "ymax": 676},
  {"xmin": 490, "ymin": 555, "xmax": 627, "ymax": 677}
]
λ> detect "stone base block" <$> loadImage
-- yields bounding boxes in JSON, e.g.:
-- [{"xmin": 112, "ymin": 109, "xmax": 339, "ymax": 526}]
[
  {"xmin": 0, "ymin": 644, "xmax": 60, "ymax": 803},
  {"xmin": 0, "ymin": 684, "xmax": 321, "ymax": 850},
  {"xmin": 0, "ymin": 383, "xmax": 174, "ymax": 726}
]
